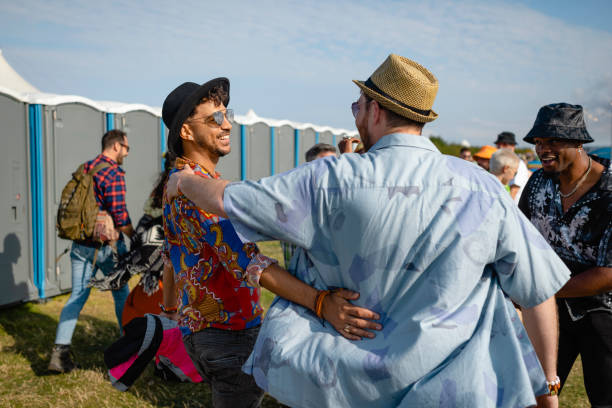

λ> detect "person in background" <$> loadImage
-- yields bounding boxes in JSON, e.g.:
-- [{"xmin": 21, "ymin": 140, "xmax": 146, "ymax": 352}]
[
  {"xmin": 519, "ymin": 103, "xmax": 612, "ymax": 407},
  {"xmin": 473, "ymin": 145, "xmax": 497, "ymax": 170},
  {"xmin": 494, "ymin": 131, "xmax": 530, "ymax": 202},
  {"xmin": 459, "ymin": 147, "xmax": 473, "ymax": 161},
  {"xmin": 490, "ymin": 148, "xmax": 520, "ymax": 194},
  {"xmin": 49, "ymin": 129, "xmax": 134, "ymax": 373},
  {"xmin": 282, "ymin": 143, "xmax": 337, "ymax": 268}
]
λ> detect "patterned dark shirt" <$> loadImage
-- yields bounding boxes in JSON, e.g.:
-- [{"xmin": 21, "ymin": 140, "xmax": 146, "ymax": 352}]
[
  {"xmin": 519, "ymin": 155, "xmax": 612, "ymax": 320},
  {"xmin": 84, "ymin": 154, "xmax": 131, "ymax": 227}
]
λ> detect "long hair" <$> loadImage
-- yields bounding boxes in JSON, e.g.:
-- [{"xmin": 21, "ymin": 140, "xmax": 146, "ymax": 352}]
[{"xmin": 150, "ymin": 151, "xmax": 176, "ymax": 209}]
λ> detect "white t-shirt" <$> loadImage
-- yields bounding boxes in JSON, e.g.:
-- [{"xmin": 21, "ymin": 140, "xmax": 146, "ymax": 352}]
[{"xmin": 511, "ymin": 159, "xmax": 530, "ymax": 203}]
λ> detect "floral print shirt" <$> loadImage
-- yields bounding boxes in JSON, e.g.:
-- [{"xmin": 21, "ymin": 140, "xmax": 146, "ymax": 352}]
[{"xmin": 519, "ymin": 155, "xmax": 612, "ymax": 320}]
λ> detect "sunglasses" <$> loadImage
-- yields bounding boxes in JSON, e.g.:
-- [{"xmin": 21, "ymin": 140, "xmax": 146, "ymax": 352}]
[{"xmin": 189, "ymin": 109, "xmax": 234, "ymax": 127}]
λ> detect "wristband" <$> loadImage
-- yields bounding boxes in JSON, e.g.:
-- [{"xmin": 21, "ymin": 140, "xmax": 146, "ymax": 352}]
[
  {"xmin": 546, "ymin": 376, "xmax": 561, "ymax": 396},
  {"xmin": 159, "ymin": 303, "xmax": 178, "ymax": 314}
]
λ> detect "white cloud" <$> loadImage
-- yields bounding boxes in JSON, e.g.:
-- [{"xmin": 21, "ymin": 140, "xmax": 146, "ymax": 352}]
[{"xmin": 1, "ymin": 0, "xmax": 611, "ymax": 145}]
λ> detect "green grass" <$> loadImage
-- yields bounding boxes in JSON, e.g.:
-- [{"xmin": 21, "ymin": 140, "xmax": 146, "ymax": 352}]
[{"xmin": 0, "ymin": 241, "xmax": 589, "ymax": 407}]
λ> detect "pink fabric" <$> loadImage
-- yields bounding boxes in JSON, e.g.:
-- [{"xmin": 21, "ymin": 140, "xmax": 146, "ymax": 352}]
[
  {"xmin": 109, "ymin": 353, "xmax": 138, "ymax": 380},
  {"xmin": 156, "ymin": 327, "xmax": 203, "ymax": 382}
]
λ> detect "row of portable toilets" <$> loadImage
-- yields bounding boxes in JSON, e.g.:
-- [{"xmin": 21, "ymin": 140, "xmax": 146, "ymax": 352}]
[{"xmin": 0, "ymin": 87, "xmax": 356, "ymax": 307}]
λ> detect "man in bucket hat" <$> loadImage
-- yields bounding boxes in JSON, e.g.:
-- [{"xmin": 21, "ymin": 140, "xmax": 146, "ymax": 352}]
[
  {"xmin": 519, "ymin": 103, "xmax": 612, "ymax": 406},
  {"xmin": 166, "ymin": 56, "xmax": 569, "ymax": 407},
  {"xmin": 161, "ymin": 78, "xmax": 380, "ymax": 407}
]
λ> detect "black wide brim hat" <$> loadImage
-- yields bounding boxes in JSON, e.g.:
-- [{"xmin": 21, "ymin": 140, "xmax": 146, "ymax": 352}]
[
  {"xmin": 523, "ymin": 103, "xmax": 594, "ymax": 144},
  {"xmin": 162, "ymin": 78, "xmax": 230, "ymax": 156},
  {"xmin": 493, "ymin": 131, "xmax": 517, "ymax": 145}
]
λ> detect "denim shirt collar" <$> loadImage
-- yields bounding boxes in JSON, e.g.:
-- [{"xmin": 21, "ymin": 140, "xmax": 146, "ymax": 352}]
[{"xmin": 369, "ymin": 132, "xmax": 440, "ymax": 154}]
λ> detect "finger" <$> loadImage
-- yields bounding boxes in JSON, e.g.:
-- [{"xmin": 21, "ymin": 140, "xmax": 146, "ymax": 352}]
[
  {"xmin": 347, "ymin": 317, "xmax": 382, "ymax": 331},
  {"xmin": 344, "ymin": 324, "xmax": 375, "ymax": 339},
  {"xmin": 335, "ymin": 288, "xmax": 360, "ymax": 300},
  {"xmin": 338, "ymin": 324, "xmax": 362, "ymax": 341},
  {"xmin": 343, "ymin": 305, "xmax": 380, "ymax": 321}
]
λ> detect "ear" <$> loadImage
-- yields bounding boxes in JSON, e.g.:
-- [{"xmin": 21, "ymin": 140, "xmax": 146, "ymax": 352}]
[
  {"xmin": 370, "ymin": 100, "xmax": 383, "ymax": 124},
  {"xmin": 180, "ymin": 123, "xmax": 194, "ymax": 141}
]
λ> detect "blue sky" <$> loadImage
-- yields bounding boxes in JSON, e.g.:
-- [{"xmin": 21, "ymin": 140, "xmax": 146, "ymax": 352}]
[{"xmin": 1, "ymin": 0, "xmax": 611, "ymax": 147}]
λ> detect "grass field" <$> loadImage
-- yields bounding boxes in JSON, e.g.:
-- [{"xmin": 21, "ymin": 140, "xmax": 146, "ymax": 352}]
[{"xmin": 0, "ymin": 241, "xmax": 589, "ymax": 407}]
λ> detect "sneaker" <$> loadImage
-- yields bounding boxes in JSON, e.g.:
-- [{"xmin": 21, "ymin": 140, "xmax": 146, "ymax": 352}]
[{"xmin": 48, "ymin": 344, "xmax": 78, "ymax": 373}]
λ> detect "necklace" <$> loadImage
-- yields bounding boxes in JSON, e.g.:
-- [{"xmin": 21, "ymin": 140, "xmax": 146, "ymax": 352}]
[
  {"xmin": 559, "ymin": 156, "xmax": 592, "ymax": 198},
  {"xmin": 177, "ymin": 156, "xmax": 215, "ymax": 176}
]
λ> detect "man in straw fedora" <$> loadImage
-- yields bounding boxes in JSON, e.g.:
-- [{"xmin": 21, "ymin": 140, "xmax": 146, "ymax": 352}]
[
  {"xmin": 166, "ymin": 55, "xmax": 569, "ymax": 407},
  {"xmin": 519, "ymin": 103, "xmax": 612, "ymax": 406}
]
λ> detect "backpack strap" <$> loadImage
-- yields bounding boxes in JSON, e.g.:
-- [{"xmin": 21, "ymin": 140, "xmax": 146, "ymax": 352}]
[{"xmin": 88, "ymin": 161, "xmax": 112, "ymax": 176}]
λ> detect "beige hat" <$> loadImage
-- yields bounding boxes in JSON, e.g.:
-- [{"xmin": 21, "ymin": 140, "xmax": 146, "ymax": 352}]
[{"xmin": 353, "ymin": 54, "xmax": 439, "ymax": 123}]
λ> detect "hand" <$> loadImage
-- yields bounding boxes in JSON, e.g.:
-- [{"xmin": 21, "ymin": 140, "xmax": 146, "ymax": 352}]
[
  {"xmin": 165, "ymin": 165, "xmax": 194, "ymax": 200},
  {"xmin": 160, "ymin": 311, "xmax": 179, "ymax": 321},
  {"xmin": 338, "ymin": 137, "xmax": 361, "ymax": 154},
  {"xmin": 321, "ymin": 288, "xmax": 382, "ymax": 340},
  {"xmin": 535, "ymin": 394, "xmax": 558, "ymax": 408}
]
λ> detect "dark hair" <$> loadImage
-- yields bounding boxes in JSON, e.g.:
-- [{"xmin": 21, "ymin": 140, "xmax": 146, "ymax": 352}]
[
  {"xmin": 305, "ymin": 143, "xmax": 337, "ymax": 162},
  {"xmin": 460, "ymin": 147, "xmax": 471, "ymax": 154},
  {"xmin": 101, "ymin": 129, "xmax": 127, "ymax": 151},
  {"xmin": 363, "ymin": 94, "xmax": 425, "ymax": 130},
  {"xmin": 150, "ymin": 151, "xmax": 176, "ymax": 209},
  {"xmin": 188, "ymin": 86, "xmax": 229, "ymax": 119}
]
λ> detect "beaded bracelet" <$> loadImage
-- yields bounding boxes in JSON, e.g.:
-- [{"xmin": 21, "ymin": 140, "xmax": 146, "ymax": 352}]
[
  {"xmin": 159, "ymin": 303, "xmax": 178, "ymax": 314},
  {"xmin": 546, "ymin": 376, "xmax": 561, "ymax": 396},
  {"xmin": 314, "ymin": 290, "xmax": 332, "ymax": 318}
]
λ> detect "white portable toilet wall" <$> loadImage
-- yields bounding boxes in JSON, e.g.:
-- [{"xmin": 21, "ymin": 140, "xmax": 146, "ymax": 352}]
[
  {"xmin": 215, "ymin": 120, "xmax": 242, "ymax": 181},
  {"xmin": 245, "ymin": 122, "xmax": 272, "ymax": 180},
  {"xmin": 319, "ymin": 130, "xmax": 335, "ymax": 147},
  {"xmin": 0, "ymin": 90, "xmax": 37, "ymax": 306},
  {"xmin": 274, "ymin": 124, "xmax": 296, "ymax": 175},
  {"xmin": 42, "ymin": 101, "xmax": 107, "ymax": 296},
  {"xmin": 298, "ymin": 128, "xmax": 317, "ymax": 166},
  {"xmin": 109, "ymin": 110, "xmax": 164, "ymax": 225}
]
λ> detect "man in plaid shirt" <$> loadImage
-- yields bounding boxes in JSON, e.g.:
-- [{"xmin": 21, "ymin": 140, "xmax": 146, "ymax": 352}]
[{"xmin": 49, "ymin": 129, "xmax": 134, "ymax": 373}]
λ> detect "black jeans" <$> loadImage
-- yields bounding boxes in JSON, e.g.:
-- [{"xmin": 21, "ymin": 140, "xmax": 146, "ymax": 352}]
[
  {"xmin": 558, "ymin": 302, "xmax": 612, "ymax": 407},
  {"xmin": 183, "ymin": 326, "xmax": 264, "ymax": 408}
]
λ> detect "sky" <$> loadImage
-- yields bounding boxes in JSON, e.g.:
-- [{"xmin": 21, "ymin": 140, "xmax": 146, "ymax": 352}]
[{"xmin": 1, "ymin": 0, "xmax": 611, "ymax": 147}]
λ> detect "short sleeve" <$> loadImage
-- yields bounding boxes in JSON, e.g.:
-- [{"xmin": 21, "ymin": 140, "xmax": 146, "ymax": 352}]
[
  {"xmin": 493, "ymin": 203, "xmax": 570, "ymax": 308},
  {"xmin": 223, "ymin": 162, "xmax": 322, "ymax": 249}
]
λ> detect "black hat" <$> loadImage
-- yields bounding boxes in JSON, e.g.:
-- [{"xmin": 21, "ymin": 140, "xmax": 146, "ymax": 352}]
[
  {"xmin": 494, "ymin": 131, "xmax": 517, "ymax": 145},
  {"xmin": 162, "ymin": 78, "xmax": 230, "ymax": 156},
  {"xmin": 523, "ymin": 103, "xmax": 594, "ymax": 144}
]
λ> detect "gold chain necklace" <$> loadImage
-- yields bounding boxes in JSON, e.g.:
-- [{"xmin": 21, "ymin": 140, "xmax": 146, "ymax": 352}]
[{"xmin": 559, "ymin": 156, "xmax": 592, "ymax": 199}]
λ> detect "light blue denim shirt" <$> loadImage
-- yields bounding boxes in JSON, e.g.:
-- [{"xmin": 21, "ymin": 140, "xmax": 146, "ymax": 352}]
[{"xmin": 223, "ymin": 133, "xmax": 570, "ymax": 408}]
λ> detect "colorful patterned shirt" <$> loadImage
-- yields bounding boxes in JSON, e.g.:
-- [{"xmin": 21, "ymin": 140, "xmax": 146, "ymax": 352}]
[
  {"xmin": 162, "ymin": 158, "xmax": 272, "ymax": 336},
  {"xmin": 85, "ymin": 154, "xmax": 131, "ymax": 227}
]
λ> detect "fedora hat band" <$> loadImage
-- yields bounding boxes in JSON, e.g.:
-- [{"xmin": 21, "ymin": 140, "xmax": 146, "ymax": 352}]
[{"xmin": 364, "ymin": 78, "xmax": 431, "ymax": 117}]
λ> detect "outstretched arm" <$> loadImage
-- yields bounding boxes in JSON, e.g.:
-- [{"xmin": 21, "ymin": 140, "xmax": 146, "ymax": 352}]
[
  {"xmin": 521, "ymin": 296, "xmax": 559, "ymax": 408},
  {"xmin": 259, "ymin": 262, "xmax": 382, "ymax": 340},
  {"xmin": 556, "ymin": 266, "xmax": 612, "ymax": 298},
  {"xmin": 166, "ymin": 165, "xmax": 228, "ymax": 216}
]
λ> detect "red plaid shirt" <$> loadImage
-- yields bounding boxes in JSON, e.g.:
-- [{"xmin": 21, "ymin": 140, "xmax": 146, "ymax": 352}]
[{"xmin": 84, "ymin": 154, "xmax": 131, "ymax": 227}]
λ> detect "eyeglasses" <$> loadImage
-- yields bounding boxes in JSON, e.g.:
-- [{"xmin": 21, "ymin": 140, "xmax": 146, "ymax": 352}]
[
  {"xmin": 189, "ymin": 109, "xmax": 234, "ymax": 127},
  {"xmin": 119, "ymin": 143, "xmax": 130, "ymax": 152}
]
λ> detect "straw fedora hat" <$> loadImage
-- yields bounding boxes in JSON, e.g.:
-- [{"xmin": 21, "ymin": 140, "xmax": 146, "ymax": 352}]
[{"xmin": 353, "ymin": 54, "xmax": 438, "ymax": 123}]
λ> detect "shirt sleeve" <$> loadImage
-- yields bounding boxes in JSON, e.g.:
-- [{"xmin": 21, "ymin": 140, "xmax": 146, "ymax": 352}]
[
  {"xmin": 223, "ymin": 162, "xmax": 322, "ymax": 249},
  {"xmin": 493, "ymin": 202, "xmax": 570, "ymax": 308},
  {"xmin": 103, "ymin": 171, "xmax": 131, "ymax": 227}
]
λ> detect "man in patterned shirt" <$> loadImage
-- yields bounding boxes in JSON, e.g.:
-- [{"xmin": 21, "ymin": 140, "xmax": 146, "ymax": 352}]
[
  {"xmin": 519, "ymin": 103, "xmax": 612, "ymax": 406},
  {"xmin": 161, "ymin": 78, "xmax": 380, "ymax": 407},
  {"xmin": 49, "ymin": 129, "xmax": 134, "ymax": 373}
]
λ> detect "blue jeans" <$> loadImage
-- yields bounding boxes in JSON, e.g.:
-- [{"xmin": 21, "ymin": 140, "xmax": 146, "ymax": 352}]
[
  {"xmin": 183, "ymin": 326, "xmax": 264, "ymax": 408},
  {"xmin": 54, "ymin": 241, "xmax": 129, "ymax": 345}
]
